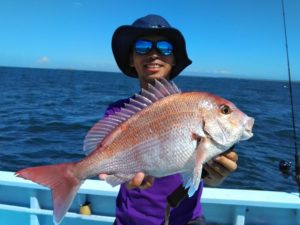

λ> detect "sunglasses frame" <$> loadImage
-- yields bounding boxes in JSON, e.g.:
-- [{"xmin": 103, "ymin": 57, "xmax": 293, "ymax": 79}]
[{"xmin": 134, "ymin": 39, "xmax": 174, "ymax": 56}]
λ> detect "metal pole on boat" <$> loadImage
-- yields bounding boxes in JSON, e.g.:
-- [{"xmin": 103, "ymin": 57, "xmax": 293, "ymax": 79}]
[{"xmin": 280, "ymin": 0, "xmax": 300, "ymax": 195}]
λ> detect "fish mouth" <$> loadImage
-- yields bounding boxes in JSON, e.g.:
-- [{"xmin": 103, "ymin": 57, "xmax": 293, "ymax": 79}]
[{"xmin": 241, "ymin": 117, "xmax": 255, "ymax": 140}]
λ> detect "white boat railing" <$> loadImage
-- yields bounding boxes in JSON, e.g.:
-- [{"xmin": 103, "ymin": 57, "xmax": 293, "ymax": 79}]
[{"xmin": 0, "ymin": 171, "xmax": 299, "ymax": 225}]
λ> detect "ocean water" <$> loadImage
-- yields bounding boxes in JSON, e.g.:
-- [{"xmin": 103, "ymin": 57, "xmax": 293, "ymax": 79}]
[{"xmin": 0, "ymin": 66, "xmax": 299, "ymax": 193}]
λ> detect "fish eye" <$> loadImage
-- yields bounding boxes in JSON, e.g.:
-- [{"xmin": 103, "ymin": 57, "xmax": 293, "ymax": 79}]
[{"xmin": 220, "ymin": 104, "xmax": 231, "ymax": 115}]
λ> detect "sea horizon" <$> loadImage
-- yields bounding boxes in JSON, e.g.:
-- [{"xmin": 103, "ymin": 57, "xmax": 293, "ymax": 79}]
[{"xmin": 1, "ymin": 65, "xmax": 298, "ymax": 83}]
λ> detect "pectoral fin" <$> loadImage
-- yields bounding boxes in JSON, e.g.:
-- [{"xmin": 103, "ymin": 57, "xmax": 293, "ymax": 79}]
[
  {"xmin": 180, "ymin": 172, "xmax": 192, "ymax": 190},
  {"xmin": 187, "ymin": 136, "xmax": 208, "ymax": 197}
]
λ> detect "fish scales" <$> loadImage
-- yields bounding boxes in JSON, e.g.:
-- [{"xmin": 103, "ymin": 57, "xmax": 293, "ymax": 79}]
[
  {"xmin": 75, "ymin": 93, "xmax": 201, "ymax": 179},
  {"xmin": 16, "ymin": 79, "xmax": 254, "ymax": 225}
]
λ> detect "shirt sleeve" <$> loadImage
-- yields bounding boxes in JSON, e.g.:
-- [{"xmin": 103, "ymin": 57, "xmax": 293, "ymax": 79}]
[{"xmin": 104, "ymin": 98, "xmax": 130, "ymax": 117}]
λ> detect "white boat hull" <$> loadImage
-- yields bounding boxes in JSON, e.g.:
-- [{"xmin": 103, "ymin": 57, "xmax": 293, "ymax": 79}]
[{"xmin": 0, "ymin": 171, "xmax": 299, "ymax": 225}]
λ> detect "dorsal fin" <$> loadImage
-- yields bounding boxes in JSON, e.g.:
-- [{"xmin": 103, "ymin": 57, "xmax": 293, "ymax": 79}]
[{"xmin": 83, "ymin": 78, "xmax": 181, "ymax": 154}]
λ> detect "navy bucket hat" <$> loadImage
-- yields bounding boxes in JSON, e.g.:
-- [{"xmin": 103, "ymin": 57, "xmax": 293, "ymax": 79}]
[{"xmin": 112, "ymin": 14, "xmax": 192, "ymax": 79}]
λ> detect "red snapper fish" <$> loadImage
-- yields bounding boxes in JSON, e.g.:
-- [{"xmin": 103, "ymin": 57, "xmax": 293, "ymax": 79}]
[{"xmin": 16, "ymin": 79, "xmax": 254, "ymax": 225}]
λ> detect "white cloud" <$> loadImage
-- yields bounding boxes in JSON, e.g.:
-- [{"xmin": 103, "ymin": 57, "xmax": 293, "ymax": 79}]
[
  {"xmin": 73, "ymin": 2, "xmax": 83, "ymax": 7},
  {"xmin": 213, "ymin": 69, "xmax": 231, "ymax": 75},
  {"xmin": 38, "ymin": 56, "xmax": 49, "ymax": 64}
]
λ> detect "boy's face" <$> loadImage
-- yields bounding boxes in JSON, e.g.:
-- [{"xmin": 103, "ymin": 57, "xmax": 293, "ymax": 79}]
[{"xmin": 130, "ymin": 35, "xmax": 175, "ymax": 89}]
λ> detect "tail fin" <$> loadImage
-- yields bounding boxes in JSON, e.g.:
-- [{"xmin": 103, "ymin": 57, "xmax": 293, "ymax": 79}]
[{"xmin": 16, "ymin": 163, "xmax": 82, "ymax": 225}]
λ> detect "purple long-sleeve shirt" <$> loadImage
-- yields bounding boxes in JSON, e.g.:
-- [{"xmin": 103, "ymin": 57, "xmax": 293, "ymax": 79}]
[{"xmin": 104, "ymin": 98, "xmax": 203, "ymax": 225}]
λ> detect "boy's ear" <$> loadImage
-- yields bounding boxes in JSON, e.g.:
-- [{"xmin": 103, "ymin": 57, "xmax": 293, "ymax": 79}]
[
  {"xmin": 172, "ymin": 57, "xmax": 176, "ymax": 66},
  {"xmin": 129, "ymin": 54, "xmax": 134, "ymax": 67}
]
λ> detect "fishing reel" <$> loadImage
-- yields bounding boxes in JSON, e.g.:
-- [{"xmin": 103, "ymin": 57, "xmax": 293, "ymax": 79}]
[{"xmin": 279, "ymin": 160, "xmax": 291, "ymax": 175}]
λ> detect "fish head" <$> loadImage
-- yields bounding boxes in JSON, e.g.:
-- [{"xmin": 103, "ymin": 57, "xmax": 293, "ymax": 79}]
[{"xmin": 199, "ymin": 93, "xmax": 254, "ymax": 148}]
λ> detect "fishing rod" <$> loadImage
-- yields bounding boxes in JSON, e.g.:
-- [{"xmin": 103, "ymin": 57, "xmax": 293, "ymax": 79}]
[{"xmin": 279, "ymin": 0, "xmax": 300, "ymax": 195}]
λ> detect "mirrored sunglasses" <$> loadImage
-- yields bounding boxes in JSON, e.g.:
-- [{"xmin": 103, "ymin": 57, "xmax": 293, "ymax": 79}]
[{"xmin": 134, "ymin": 39, "xmax": 173, "ymax": 56}]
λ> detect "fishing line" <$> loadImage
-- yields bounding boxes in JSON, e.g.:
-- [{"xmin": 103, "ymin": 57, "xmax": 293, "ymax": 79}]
[{"xmin": 280, "ymin": 0, "xmax": 300, "ymax": 194}]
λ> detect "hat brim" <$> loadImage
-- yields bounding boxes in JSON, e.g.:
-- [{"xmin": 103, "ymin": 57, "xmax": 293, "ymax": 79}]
[{"xmin": 112, "ymin": 26, "xmax": 192, "ymax": 79}]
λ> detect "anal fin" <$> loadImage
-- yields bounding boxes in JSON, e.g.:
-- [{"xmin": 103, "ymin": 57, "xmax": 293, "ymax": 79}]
[{"xmin": 105, "ymin": 174, "xmax": 135, "ymax": 187}]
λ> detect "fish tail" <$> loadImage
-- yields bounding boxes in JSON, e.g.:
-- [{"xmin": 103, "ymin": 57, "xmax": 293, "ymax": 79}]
[{"xmin": 16, "ymin": 162, "xmax": 82, "ymax": 225}]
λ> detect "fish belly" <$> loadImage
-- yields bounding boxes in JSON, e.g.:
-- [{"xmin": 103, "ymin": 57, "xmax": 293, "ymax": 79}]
[{"xmin": 96, "ymin": 125, "xmax": 197, "ymax": 180}]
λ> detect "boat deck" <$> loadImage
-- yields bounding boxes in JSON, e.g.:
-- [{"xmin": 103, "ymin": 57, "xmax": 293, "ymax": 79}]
[{"xmin": 0, "ymin": 171, "xmax": 299, "ymax": 225}]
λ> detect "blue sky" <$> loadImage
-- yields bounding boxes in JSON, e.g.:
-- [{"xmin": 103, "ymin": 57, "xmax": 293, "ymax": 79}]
[{"xmin": 0, "ymin": 0, "xmax": 299, "ymax": 81}]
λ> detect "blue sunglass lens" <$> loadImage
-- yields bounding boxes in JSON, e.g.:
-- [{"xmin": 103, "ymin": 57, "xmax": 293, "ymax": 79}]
[
  {"xmin": 135, "ymin": 40, "xmax": 152, "ymax": 54},
  {"xmin": 157, "ymin": 41, "xmax": 173, "ymax": 56},
  {"xmin": 134, "ymin": 40, "xmax": 173, "ymax": 56}
]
